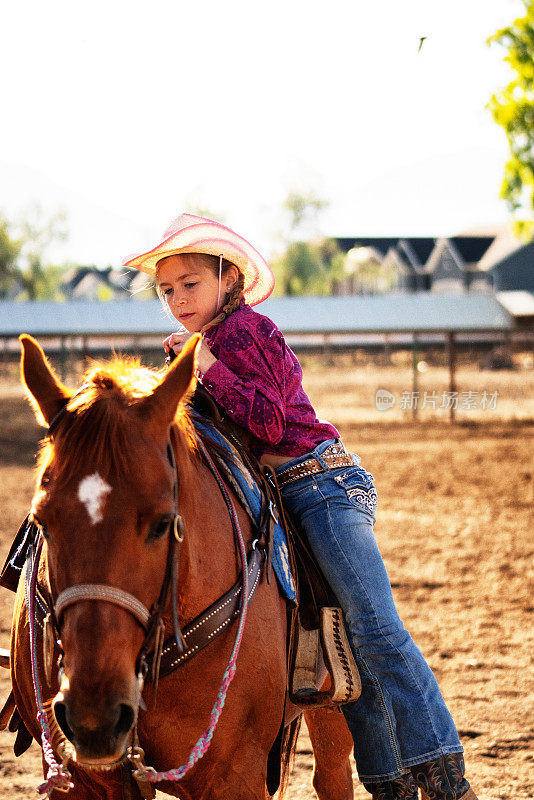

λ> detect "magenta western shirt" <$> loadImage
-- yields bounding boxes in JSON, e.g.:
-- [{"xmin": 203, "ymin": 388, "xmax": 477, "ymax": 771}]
[{"xmin": 201, "ymin": 300, "xmax": 339, "ymax": 458}]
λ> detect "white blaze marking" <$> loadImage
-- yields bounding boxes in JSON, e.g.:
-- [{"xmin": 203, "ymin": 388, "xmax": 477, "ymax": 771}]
[{"xmin": 77, "ymin": 473, "xmax": 112, "ymax": 525}]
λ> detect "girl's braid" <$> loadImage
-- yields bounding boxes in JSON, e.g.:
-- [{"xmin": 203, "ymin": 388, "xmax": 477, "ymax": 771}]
[{"xmin": 201, "ymin": 266, "xmax": 245, "ymax": 334}]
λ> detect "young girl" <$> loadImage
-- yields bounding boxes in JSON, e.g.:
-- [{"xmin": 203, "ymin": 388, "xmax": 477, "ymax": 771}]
[{"xmin": 123, "ymin": 214, "xmax": 477, "ymax": 800}]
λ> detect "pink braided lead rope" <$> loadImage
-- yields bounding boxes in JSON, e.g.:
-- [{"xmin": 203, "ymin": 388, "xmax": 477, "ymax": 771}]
[
  {"xmin": 142, "ymin": 440, "xmax": 251, "ymax": 785},
  {"xmin": 25, "ymin": 538, "xmax": 74, "ymax": 797}
]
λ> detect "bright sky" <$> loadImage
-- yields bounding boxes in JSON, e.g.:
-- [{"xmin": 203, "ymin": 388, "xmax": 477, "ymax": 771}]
[{"xmin": 0, "ymin": 0, "xmax": 525, "ymax": 268}]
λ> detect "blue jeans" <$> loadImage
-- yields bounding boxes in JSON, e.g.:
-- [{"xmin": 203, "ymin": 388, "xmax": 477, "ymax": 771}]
[{"xmin": 276, "ymin": 439, "xmax": 463, "ymax": 784}]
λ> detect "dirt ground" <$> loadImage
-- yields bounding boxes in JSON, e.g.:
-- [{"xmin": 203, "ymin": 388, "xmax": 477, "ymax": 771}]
[{"xmin": 0, "ymin": 359, "xmax": 532, "ymax": 799}]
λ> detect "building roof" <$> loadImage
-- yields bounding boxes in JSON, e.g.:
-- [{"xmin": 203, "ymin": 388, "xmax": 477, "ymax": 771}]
[
  {"xmin": 490, "ymin": 240, "xmax": 534, "ymax": 291},
  {"xmin": 496, "ymin": 291, "xmax": 534, "ymax": 317},
  {"xmin": 0, "ymin": 293, "xmax": 513, "ymax": 339},
  {"xmin": 449, "ymin": 236, "xmax": 494, "ymax": 264},
  {"xmin": 335, "ymin": 235, "xmax": 498, "ymax": 274},
  {"xmin": 475, "ymin": 227, "xmax": 520, "ymax": 272},
  {"xmin": 261, "ymin": 293, "xmax": 512, "ymax": 332},
  {"xmin": 335, "ymin": 237, "xmax": 436, "ymax": 265}
]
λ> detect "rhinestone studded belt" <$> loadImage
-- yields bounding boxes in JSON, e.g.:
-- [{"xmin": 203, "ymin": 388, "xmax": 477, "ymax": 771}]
[{"xmin": 276, "ymin": 442, "xmax": 354, "ymax": 489}]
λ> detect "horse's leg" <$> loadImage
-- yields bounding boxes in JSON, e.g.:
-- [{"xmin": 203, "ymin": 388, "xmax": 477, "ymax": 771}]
[
  {"xmin": 201, "ymin": 745, "xmax": 270, "ymax": 800},
  {"xmin": 162, "ymin": 728, "xmax": 272, "ymax": 800},
  {"xmin": 305, "ymin": 707, "xmax": 355, "ymax": 800}
]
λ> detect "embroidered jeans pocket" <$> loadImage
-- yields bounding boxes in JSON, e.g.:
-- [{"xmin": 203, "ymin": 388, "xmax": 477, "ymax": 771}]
[{"xmin": 333, "ymin": 468, "xmax": 378, "ymax": 518}]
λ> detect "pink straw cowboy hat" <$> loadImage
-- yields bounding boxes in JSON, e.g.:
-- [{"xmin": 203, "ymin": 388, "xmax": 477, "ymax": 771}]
[{"xmin": 122, "ymin": 213, "xmax": 275, "ymax": 306}]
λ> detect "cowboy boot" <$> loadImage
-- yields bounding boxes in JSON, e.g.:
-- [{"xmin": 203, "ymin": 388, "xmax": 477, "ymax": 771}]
[
  {"xmin": 363, "ymin": 773, "xmax": 418, "ymax": 800},
  {"xmin": 410, "ymin": 752, "xmax": 479, "ymax": 800}
]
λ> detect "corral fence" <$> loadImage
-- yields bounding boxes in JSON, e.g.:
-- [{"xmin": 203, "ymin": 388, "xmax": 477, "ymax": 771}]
[
  {"xmin": 1, "ymin": 294, "xmax": 532, "ymax": 421},
  {"xmin": 1, "ymin": 328, "xmax": 533, "ymax": 423}
]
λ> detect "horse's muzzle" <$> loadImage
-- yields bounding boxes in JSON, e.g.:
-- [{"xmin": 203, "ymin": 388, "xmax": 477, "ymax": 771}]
[{"xmin": 53, "ymin": 688, "xmax": 137, "ymax": 764}]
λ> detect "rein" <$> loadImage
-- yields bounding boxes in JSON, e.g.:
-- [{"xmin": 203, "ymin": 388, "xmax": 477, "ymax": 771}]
[
  {"xmin": 25, "ymin": 538, "xmax": 74, "ymax": 797},
  {"xmin": 27, "ymin": 399, "xmax": 254, "ymax": 798}
]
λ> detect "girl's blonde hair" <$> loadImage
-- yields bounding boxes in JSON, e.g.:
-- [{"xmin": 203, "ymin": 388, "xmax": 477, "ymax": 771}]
[{"xmin": 155, "ymin": 253, "xmax": 245, "ymax": 333}]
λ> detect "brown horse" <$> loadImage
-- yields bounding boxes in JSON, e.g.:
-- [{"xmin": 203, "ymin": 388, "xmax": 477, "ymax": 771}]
[{"xmin": 6, "ymin": 334, "xmax": 354, "ymax": 800}]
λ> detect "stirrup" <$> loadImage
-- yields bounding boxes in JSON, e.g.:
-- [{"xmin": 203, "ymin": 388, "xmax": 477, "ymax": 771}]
[{"xmin": 290, "ymin": 607, "xmax": 361, "ymax": 708}]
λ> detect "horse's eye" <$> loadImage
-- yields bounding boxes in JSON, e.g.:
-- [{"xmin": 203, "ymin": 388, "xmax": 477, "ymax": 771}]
[{"xmin": 147, "ymin": 515, "xmax": 172, "ymax": 542}]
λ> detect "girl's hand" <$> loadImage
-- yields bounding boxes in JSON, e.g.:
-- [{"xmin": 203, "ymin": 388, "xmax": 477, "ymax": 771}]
[
  {"xmin": 163, "ymin": 333, "xmax": 216, "ymax": 374},
  {"xmin": 163, "ymin": 332, "xmax": 190, "ymax": 355}
]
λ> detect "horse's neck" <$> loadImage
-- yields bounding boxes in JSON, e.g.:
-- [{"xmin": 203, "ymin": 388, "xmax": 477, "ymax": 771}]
[{"xmin": 174, "ymin": 448, "xmax": 246, "ymax": 625}]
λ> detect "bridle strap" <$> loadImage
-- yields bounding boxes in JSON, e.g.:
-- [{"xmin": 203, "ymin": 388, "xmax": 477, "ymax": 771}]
[
  {"xmin": 46, "ymin": 392, "xmax": 183, "ymax": 662},
  {"xmin": 55, "ymin": 584, "xmax": 150, "ymax": 630},
  {"xmin": 167, "ymin": 437, "xmax": 184, "ymax": 653}
]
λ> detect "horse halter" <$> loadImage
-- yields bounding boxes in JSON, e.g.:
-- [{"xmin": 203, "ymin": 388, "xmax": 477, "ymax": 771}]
[{"xmin": 43, "ymin": 398, "xmax": 186, "ymax": 695}]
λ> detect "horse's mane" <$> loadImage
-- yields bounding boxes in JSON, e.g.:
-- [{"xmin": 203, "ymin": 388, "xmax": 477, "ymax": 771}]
[{"xmin": 38, "ymin": 357, "xmax": 196, "ymax": 488}]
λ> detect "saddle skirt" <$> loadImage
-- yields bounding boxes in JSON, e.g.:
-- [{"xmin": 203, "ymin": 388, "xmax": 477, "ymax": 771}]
[{"xmin": 193, "ymin": 417, "xmax": 297, "ymax": 603}]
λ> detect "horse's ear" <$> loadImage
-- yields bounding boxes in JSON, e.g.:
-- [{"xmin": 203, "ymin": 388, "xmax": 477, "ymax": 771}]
[
  {"xmin": 19, "ymin": 335, "xmax": 71, "ymax": 427},
  {"xmin": 139, "ymin": 334, "xmax": 201, "ymax": 433}
]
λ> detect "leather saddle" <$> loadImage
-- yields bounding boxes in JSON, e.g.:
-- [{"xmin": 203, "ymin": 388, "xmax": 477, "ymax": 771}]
[{"xmin": 192, "ymin": 385, "xmax": 361, "ymax": 709}]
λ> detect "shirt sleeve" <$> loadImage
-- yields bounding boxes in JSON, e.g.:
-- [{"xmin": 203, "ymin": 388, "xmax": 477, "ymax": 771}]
[{"xmin": 201, "ymin": 320, "xmax": 288, "ymax": 445}]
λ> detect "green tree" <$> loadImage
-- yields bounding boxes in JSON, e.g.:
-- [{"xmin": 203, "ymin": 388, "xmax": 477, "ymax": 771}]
[
  {"xmin": 275, "ymin": 241, "xmax": 323, "ymax": 295},
  {"xmin": 488, "ymin": 1, "xmax": 534, "ymax": 239},
  {"xmin": 0, "ymin": 218, "xmax": 23, "ymax": 299},
  {"xmin": 340, "ymin": 247, "xmax": 402, "ymax": 295},
  {"xmin": 17, "ymin": 207, "xmax": 68, "ymax": 300},
  {"xmin": 273, "ymin": 189, "xmax": 337, "ymax": 295},
  {"xmin": 283, "ymin": 190, "xmax": 328, "ymax": 238},
  {"xmin": 0, "ymin": 207, "xmax": 68, "ymax": 300}
]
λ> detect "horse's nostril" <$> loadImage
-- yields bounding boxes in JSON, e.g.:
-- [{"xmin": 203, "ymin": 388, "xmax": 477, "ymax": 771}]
[
  {"xmin": 54, "ymin": 701, "xmax": 74, "ymax": 743},
  {"xmin": 115, "ymin": 703, "xmax": 135, "ymax": 737}
]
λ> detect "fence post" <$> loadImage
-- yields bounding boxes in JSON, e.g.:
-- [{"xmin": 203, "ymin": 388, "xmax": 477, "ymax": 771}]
[
  {"xmin": 383, "ymin": 333, "xmax": 391, "ymax": 366},
  {"xmin": 447, "ymin": 331, "xmax": 456, "ymax": 423},
  {"xmin": 412, "ymin": 332, "xmax": 419, "ymax": 419},
  {"xmin": 323, "ymin": 333, "xmax": 334, "ymax": 367},
  {"xmin": 60, "ymin": 337, "xmax": 67, "ymax": 383}
]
